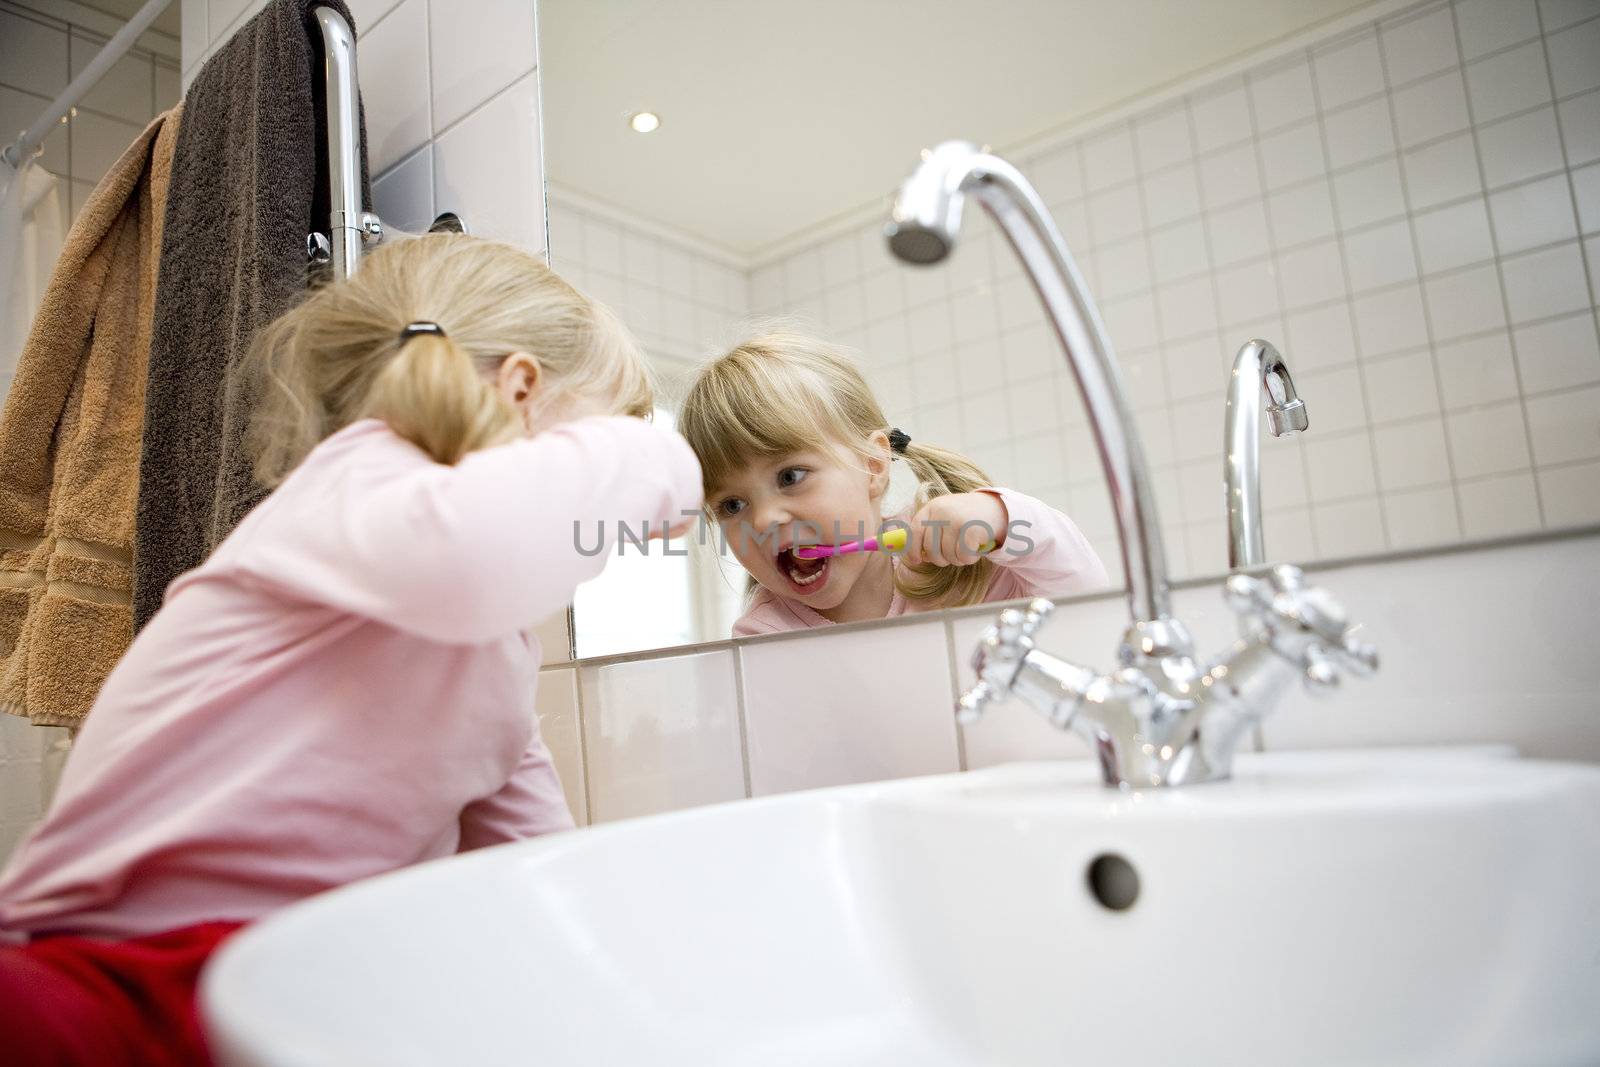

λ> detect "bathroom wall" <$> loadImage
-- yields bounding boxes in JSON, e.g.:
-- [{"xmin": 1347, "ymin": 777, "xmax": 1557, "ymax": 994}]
[
  {"xmin": 1, "ymin": 0, "xmax": 550, "ymax": 862},
  {"xmin": 0, "ymin": 0, "xmax": 181, "ymax": 865},
  {"xmin": 540, "ymin": 0, "xmax": 1600, "ymax": 829},
  {"xmin": 746, "ymin": 0, "xmax": 1600, "ymax": 584}
]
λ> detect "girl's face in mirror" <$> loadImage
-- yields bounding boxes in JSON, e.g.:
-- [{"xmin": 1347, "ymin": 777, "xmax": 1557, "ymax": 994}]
[{"xmin": 709, "ymin": 441, "xmax": 889, "ymax": 612}]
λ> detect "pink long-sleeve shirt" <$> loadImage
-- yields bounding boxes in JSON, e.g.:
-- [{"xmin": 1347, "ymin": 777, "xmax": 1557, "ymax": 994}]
[
  {"xmin": 732, "ymin": 487, "xmax": 1108, "ymax": 636},
  {"xmin": 0, "ymin": 415, "xmax": 702, "ymax": 943}
]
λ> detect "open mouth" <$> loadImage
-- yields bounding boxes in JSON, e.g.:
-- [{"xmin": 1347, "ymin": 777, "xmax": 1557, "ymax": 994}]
[{"xmin": 775, "ymin": 546, "xmax": 829, "ymax": 594}]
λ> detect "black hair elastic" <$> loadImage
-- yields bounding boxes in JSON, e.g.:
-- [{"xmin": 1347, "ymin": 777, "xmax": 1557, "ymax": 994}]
[
  {"xmin": 888, "ymin": 428, "xmax": 911, "ymax": 454},
  {"xmin": 398, "ymin": 320, "xmax": 446, "ymax": 343}
]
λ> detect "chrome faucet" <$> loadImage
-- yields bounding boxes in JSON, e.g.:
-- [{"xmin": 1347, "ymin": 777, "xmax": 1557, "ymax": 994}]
[
  {"xmin": 888, "ymin": 142, "xmax": 1377, "ymax": 788},
  {"xmin": 1225, "ymin": 339, "xmax": 1308, "ymax": 571}
]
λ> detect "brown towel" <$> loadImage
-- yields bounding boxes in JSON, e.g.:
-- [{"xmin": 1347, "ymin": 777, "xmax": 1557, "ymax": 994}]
[
  {"xmin": 134, "ymin": 0, "xmax": 369, "ymax": 630},
  {"xmin": 0, "ymin": 106, "xmax": 181, "ymax": 727}
]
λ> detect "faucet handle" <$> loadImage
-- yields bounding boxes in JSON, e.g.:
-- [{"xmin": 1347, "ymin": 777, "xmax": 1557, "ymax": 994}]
[
  {"xmin": 1226, "ymin": 565, "xmax": 1379, "ymax": 693},
  {"xmin": 956, "ymin": 598, "xmax": 1055, "ymax": 724}
]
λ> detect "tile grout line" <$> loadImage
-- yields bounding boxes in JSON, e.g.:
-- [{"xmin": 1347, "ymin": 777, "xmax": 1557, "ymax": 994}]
[
  {"xmin": 569, "ymin": 665, "xmax": 596, "ymax": 827},
  {"xmin": 1241, "ymin": 57, "xmax": 1328, "ymax": 558},
  {"xmin": 1365, "ymin": 12, "xmax": 1469, "ymax": 536},
  {"xmin": 730, "ymin": 644, "xmax": 754, "ymax": 798},
  {"xmin": 1446, "ymin": 0, "xmax": 1549, "ymax": 528},
  {"xmin": 942, "ymin": 617, "xmax": 969, "ymax": 773},
  {"xmin": 1533, "ymin": 0, "xmax": 1600, "ymax": 452}
]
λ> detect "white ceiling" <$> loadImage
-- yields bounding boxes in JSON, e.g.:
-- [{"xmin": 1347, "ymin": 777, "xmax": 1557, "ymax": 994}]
[{"xmin": 540, "ymin": 0, "xmax": 1378, "ymax": 259}]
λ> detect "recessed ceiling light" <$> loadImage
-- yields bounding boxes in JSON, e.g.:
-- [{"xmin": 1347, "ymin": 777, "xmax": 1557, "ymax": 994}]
[{"xmin": 629, "ymin": 111, "xmax": 661, "ymax": 134}]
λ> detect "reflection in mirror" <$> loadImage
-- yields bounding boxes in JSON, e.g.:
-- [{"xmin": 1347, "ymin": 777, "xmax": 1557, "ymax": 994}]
[{"xmin": 540, "ymin": 0, "xmax": 1584, "ymax": 658}]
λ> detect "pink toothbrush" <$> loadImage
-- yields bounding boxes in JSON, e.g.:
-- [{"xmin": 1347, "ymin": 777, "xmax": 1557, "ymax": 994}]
[{"xmin": 793, "ymin": 528, "xmax": 908, "ymax": 559}]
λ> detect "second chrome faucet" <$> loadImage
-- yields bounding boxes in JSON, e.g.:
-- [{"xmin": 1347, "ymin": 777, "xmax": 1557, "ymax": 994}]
[{"xmin": 888, "ymin": 141, "xmax": 1377, "ymax": 789}]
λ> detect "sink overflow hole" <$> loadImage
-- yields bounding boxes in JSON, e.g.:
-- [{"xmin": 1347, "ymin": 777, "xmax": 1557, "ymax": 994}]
[{"xmin": 1086, "ymin": 853, "xmax": 1139, "ymax": 911}]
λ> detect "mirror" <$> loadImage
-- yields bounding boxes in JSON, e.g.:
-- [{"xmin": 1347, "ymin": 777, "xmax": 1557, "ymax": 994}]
[{"xmin": 540, "ymin": 0, "xmax": 1596, "ymax": 657}]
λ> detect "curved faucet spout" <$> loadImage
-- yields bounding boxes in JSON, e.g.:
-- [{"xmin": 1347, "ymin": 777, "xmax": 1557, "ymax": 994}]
[
  {"xmin": 888, "ymin": 141, "xmax": 1180, "ymax": 652},
  {"xmin": 1225, "ymin": 340, "xmax": 1308, "ymax": 571}
]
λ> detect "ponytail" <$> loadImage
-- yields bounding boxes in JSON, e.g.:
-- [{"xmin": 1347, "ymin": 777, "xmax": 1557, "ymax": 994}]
[
  {"xmin": 894, "ymin": 440, "xmax": 997, "ymax": 609},
  {"xmin": 364, "ymin": 332, "xmax": 520, "ymax": 465}
]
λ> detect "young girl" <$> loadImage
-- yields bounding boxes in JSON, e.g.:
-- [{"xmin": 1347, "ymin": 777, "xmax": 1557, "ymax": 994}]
[
  {"xmin": 679, "ymin": 331, "xmax": 1107, "ymax": 636},
  {"xmin": 0, "ymin": 233, "xmax": 702, "ymax": 1065}
]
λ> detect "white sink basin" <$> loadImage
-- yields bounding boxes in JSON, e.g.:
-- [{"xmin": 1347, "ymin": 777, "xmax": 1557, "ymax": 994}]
[{"xmin": 202, "ymin": 747, "xmax": 1600, "ymax": 1067}]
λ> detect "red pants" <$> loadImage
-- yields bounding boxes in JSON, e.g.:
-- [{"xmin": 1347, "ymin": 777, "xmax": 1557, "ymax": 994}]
[{"xmin": 0, "ymin": 921, "xmax": 246, "ymax": 1067}]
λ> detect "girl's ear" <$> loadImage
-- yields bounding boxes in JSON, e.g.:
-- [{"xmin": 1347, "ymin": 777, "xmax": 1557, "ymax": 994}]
[
  {"xmin": 497, "ymin": 351, "xmax": 543, "ymax": 429},
  {"xmin": 865, "ymin": 429, "xmax": 892, "ymax": 501}
]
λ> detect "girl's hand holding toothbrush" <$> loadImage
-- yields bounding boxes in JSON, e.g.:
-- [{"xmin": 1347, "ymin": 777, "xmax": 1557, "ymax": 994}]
[{"xmin": 903, "ymin": 492, "xmax": 1007, "ymax": 567}]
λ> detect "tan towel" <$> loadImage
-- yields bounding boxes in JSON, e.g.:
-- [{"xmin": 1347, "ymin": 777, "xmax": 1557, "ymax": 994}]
[
  {"xmin": 0, "ymin": 106, "xmax": 181, "ymax": 727},
  {"xmin": 133, "ymin": 0, "xmax": 369, "ymax": 631}
]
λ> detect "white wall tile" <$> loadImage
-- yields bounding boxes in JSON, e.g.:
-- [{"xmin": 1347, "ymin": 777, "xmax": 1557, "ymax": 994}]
[
  {"xmin": 428, "ymin": 0, "xmax": 537, "ymax": 133},
  {"xmin": 1437, "ymin": 330, "xmax": 1522, "ymax": 407},
  {"xmin": 579, "ymin": 650, "xmax": 746, "ymax": 823},
  {"xmin": 1364, "ymin": 347, "xmax": 1441, "ymax": 421},
  {"xmin": 1192, "ymin": 81, "xmax": 1254, "ymax": 152},
  {"xmin": 1526, "ymin": 384, "xmax": 1600, "ymax": 464},
  {"xmin": 1269, "ymin": 179, "xmax": 1337, "ymax": 246},
  {"xmin": 1314, "ymin": 31, "xmax": 1386, "ymax": 110},
  {"xmin": 1500, "ymin": 241, "xmax": 1589, "ymax": 321},
  {"xmin": 1560, "ymin": 90, "xmax": 1600, "ymax": 166},
  {"xmin": 1384, "ymin": 485, "xmax": 1461, "ymax": 546},
  {"xmin": 1374, "ymin": 417, "xmax": 1453, "ymax": 489},
  {"xmin": 1402, "ymin": 132, "xmax": 1484, "ymax": 208},
  {"xmin": 347, "ymin": 0, "xmax": 405, "ymax": 36},
  {"xmin": 1287, "ymin": 302, "xmax": 1358, "ymax": 368},
  {"xmin": 1573, "ymin": 163, "xmax": 1600, "ymax": 233},
  {"xmin": 1134, "ymin": 105, "xmax": 1193, "ymax": 172},
  {"xmin": 371, "ymin": 143, "xmax": 434, "ymax": 233},
  {"xmin": 1458, "ymin": 470, "xmax": 1543, "ymax": 536},
  {"xmin": 1448, "ymin": 402, "xmax": 1533, "ymax": 476},
  {"xmin": 1539, "ymin": 460, "xmax": 1600, "ymax": 526},
  {"xmin": 1354, "ymin": 283, "xmax": 1430, "ymax": 355},
  {"xmin": 1466, "ymin": 40, "xmax": 1553, "ymax": 124},
  {"xmin": 536, "ymin": 667, "xmax": 587, "ymax": 826},
  {"xmin": 1488, "ymin": 175, "xmax": 1579, "ymax": 254},
  {"xmin": 1264, "ymin": 537, "xmax": 1600, "ymax": 756},
  {"xmin": 0, "ymin": 86, "xmax": 68, "ymax": 175},
  {"xmin": 1425, "ymin": 262, "xmax": 1508, "ymax": 339},
  {"xmin": 1260, "ymin": 122, "xmax": 1327, "ymax": 190},
  {"xmin": 1150, "ymin": 219, "xmax": 1211, "ymax": 283},
  {"xmin": 67, "ymin": 110, "xmax": 140, "ymax": 185},
  {"xmin": 68, "ymin": 31, "xmax": 153, "ymax": 125},
  {"xmin": 359, "ymin": 0, "xmax": 431, "ymax": 173},
  {"xmin": 1477, "ymin": 106, "xmax": 1566, "ymax": 189},
  {"xmin": 1332, "ymin": 156, "xmax": 1407, "ymax": 229},
  {"xmin": 1414, "ymin": 197, "xmax": 1496, "ymax": 273},
  {"xmin": 1457, "ymin": 0, "xmax": 1542, "ymax": 58},
  {"xmin": 1380, "ymin": 6, "xmax": 1462, "ymax": 86},
  {"xmin": 1306, "ymin": 432, "xmax": 1378, "ymax": 499},
  {"xmin": 1514, "ymin": 311, "xmax": 1600, "ymax": 391},
  {"xmin": 1546, "ymin": 17, "xmax": 1600, "ymax": 97},
  {"xmin": 1142, "ymin": 163, "xmax": 1202, "ymax": 227},
  {"xmin": 739, "ymin": 620, "xmax": 959, "ymax": 795},
  {"xmin": 1083, "ymin": 125, "xmax": 1136, "ymax": 191},
  {"xmin": 181, "ymin": 0, "xmax": 208, "ymax": 77},
  {"xmin": 1087, "ymin": 183, "xmax": 1143, "ymax": 245},
  {"xmin": 1540, "ymin": 0, "xmax": 1600, "ymax": 31},
  {"xmin": 1250, "ymin": 58, "xmax": 1317, "ymax": 132},
  {"xmin": 1198, "ymin": 143, "xmax": 1262, "ymax": 208},
  {"xmin": 1392, "ymin": 70, "xmax": 1472, "ymax": 148},
  {"xmin": 1312, "ymin": 495, "xmax": 1387, "ymax": 555},
  {"xmin": 1207, "ymin": 201, "xmax": 1274, "ymax": 272},
  {"xmin": 1322, "ymin": 96, "xmax": 1398, "ymax": 169},
  {"xmin": 433, "ymin": 73, "xmax": 545, "ymax": 252}
]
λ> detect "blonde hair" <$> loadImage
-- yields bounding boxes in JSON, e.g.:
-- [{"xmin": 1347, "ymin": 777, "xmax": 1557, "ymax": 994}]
[
  {"xmin": 678, "ymin": 329, "xmax": 996, "ymax": 609},
  {"xmin": 240, "ymin": 232, "xmax": 652, "ymax": 486}
]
